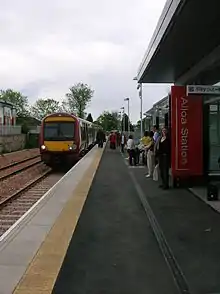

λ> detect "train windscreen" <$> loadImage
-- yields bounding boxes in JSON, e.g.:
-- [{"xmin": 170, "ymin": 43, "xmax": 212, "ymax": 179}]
[{"xmin": 44, "ymin": 122, "xmax": 75, "ymax": 141}]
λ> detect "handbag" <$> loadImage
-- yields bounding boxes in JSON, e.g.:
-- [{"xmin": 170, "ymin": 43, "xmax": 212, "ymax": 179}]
[{"xmin": 153, "ymin": 164, "xmax": 159, "ymax": 181}]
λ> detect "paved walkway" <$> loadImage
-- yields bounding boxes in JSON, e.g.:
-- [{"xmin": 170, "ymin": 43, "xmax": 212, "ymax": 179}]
[
  {"xmin": 52, "ymin": 147, "xmax": 220, "ymax": 294},
  {"xmin": 52, "ymin": 148, "xmax": 179, "ymax": 294},
  {"xmin": 126, "ymin": 157, "xmax": 220, "ymax": 294}
]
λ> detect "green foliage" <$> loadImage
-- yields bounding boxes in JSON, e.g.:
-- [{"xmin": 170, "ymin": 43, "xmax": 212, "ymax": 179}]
[
  {"xmin": 86, "ymin": 113, "xmax": 93, "ymax": 122},
  {"xmin": 96, "ymin": 111, "xmax": 120, "ymax": 131},
  {"xmin": 60, "ymin": 100, "xmax": 71, "ymax": 113},
  {"xmin": 0, "ymin": 83, "xmax": 101, "ymax": 131},
  {"xmin": 0, "ymin": 89, "xmax": 29, "ymax": 117},
  {"xmin": 64, "ymin": 83, "xmax": 94, "ymax": 119},
  {"xmin": 30, "ymin": 98, "xmax": 60, "ymax": 120}
]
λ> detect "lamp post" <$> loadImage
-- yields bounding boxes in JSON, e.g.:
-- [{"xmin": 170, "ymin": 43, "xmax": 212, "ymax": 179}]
[
  {"xmin": 118, "ymin": 111, "xmax": 121, "ymax": 131},
  {"xmin": 124, "ymin": 97, "xmax": 130, "ymax": 133},
  {"xmin": 120, "ymin": 106, "xmax": 125, "ymax": 132},
  {"xmin": 138, "ymin": 83, "xmax": 143, "ymax": 137},
  {"xmin": 133, "ymin": 77, "xmax": 143, "ymax": 137}
]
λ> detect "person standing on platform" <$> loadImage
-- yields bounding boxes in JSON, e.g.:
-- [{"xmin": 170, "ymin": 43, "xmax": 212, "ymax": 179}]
[
  {"xmin": 109, "ymin": 131, "xmax": 117, "ymax": 150},
  {"xmin": 96, "ymin": 129, "xmax": 105, "ymax": 148},
  {"xmin": 127, "ymin": 134, "xmax": 136, "ymax": 166},
  {"xmin": 134, "ymin": 136, "xmax": 141, "ymax": 165},
  {"xmin": 145, "ymin": 131, "xmax": 155, "ymax": 178},
  {"xmin": 156, "ymin": 127, "xmax": 170, "ymax": 189},
  {"xmin": 152, "ymin": 125, "xmax": 160, "ymax": 143},
  {"xmin": 120, "ymin": 132, "xmax": 126, "ymax": 153},
  {"xmin": 141, "ymin": 131, "xmax": 151, "ymax": 165}
]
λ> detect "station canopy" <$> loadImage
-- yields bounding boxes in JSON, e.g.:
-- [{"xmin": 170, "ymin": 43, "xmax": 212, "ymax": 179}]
[{"xmin": 137, "ymin": 0, "xmax": 220, "ymax": 85}]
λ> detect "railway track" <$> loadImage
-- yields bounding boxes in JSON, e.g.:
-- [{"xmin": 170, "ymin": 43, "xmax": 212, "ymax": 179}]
[
  {"xmin": 0, "ymin": 171, "xmax": 64, "ymax": 237},
  {"xmin": 0, "ymin": 155, "xmax": 41, "ymax": 180},
  {"xmin": 0, "ymin": 149, "xmax": 77, "ymax": 237}
]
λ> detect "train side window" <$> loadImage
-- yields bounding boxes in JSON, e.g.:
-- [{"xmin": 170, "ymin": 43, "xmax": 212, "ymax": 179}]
[
  {"xmin": 81, "ymin": 122, "xmax": 87, "ymax": 141},
  {"xmin": 88, "ymin": 125, "xmax": 92, "ymax": 140}
]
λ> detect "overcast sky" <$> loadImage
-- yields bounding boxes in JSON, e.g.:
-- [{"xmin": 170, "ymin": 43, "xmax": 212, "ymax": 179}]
[{"xmin": 0, "ymin": 0, "xmax": 171, "ymax": 122}]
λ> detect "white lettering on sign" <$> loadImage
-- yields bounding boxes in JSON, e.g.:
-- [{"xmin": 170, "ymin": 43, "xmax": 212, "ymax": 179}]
[
  {"xmin": 187, "ymin": 85, "xmax": 220, "ymax": 95},
  {"xmin": 180, "ymin": 97, "xmax": 188, "ymax": 166}
]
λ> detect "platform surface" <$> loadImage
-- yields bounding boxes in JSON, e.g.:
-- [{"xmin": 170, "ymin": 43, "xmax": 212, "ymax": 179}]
[
  {"xmin": 128, "ymin": 160, "xmax": 220, "ymax": 294},
  {"xmin": 51, "ymin": 148, "xmax": 179, "ymax": 294},
  {"xmin": 0, "ymin": 146, "xmax": 103, "ymax": 294},
  {"xmin": 11, "ymin": 146, "xmax": 220, "ymax": 294}
]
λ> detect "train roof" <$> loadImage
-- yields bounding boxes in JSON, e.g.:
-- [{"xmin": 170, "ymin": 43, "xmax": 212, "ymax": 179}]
[{"xmin": 42, "ymin": 112, "xmax": 101, "ymax": 128}]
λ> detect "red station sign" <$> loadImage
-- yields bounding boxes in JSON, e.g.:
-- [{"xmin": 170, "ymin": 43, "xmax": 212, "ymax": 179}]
[{"xmin": 171, "ymin": 85, "xmax": 203, "ymax": 178}]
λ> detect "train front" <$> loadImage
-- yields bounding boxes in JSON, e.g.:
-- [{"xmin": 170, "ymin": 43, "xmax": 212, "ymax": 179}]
[{"xmin": 39, "ymin": 113, "xmax": 79, "ymax": 167}]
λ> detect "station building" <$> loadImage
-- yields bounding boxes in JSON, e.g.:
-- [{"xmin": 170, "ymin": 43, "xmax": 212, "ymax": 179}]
[
  {"xmin": 144, "ymin": 95, "xmax": 170, "ymax": 130},
  {"xmin": 136, "ymin": 0, "xmax": 220, "ymax": 186},
  {"xmin": 0, "ymin": 101, "xmax": 17, "ymax": 126}
]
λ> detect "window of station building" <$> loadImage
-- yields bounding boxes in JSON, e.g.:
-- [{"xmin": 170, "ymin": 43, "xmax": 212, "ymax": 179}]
[{"xmin": 208, "ymin": 102, "xmax": 220, "ymax": 172}]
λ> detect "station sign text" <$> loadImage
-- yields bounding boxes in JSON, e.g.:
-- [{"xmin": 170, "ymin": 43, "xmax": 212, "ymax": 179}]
[
  {"xmin": 179, "ymin": 96, "xmax": 188, "ymax": 167},
  {"xmin": 187, "ymin": 85, "xmax": 220, "ymax": 95}
]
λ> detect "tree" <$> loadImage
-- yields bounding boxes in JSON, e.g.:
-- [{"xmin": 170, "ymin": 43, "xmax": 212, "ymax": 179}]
[
  {"xmin": 86, "ymin": 113, "xmax": 93, "ymax": 122},
  {"xmin": 64, "ymin": 83, "xmax": 94, "ymax": 118},
  {"xmin": 60, "ymin": 100, "xmax": 71, "ymax": 113},
  {"xmin": 30, "ymin": 98, "xmax": 60, "ymax": 120},
  {"xmin": 96, "ymin": 111, "xmax": 120, "ymax": 131},
  {"xmin": 0, "ymin": 89, "xmax": 29, "ymax": 117}
]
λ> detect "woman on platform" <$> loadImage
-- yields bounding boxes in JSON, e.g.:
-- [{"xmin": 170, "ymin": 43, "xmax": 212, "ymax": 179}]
[
  {"xmin": 109, "ymin": 132, "xmax": 117, "ymax": 150},
  {"xmin": 140, "ymin": 131, "xmax": 151, "ymax": 165},
  {"xmin": 145, "ymin": 131, "xmax": 155, "ymax": 178}
]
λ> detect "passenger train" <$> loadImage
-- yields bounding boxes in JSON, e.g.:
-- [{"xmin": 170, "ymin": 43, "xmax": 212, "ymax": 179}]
[{"xmin": 39, "ymin": 112, "xmax": 100, "ymax": 167}]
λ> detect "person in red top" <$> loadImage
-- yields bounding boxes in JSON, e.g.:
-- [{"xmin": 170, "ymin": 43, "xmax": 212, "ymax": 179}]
[{"xmin": 109, "ymin": 131, "xmax": 117, "ymax": 149}]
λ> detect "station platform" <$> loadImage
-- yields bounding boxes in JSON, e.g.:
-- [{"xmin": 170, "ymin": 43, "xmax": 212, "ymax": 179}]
[{"xmin": 1, "ymin": 145, "xmax": 220, "ymax": 293}]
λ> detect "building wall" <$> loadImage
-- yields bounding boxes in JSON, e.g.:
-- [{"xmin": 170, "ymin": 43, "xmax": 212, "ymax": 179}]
[
  {"xmin": 0, "ymin": 134, "xmax": 26, "ymax": 153},
  {"xmin": 0, "ymin": 104, "xmax": 16, "ymax": 125},
  {"xmin": 0, "ymin": 103, "xmax": 24, "ymax": 153}
]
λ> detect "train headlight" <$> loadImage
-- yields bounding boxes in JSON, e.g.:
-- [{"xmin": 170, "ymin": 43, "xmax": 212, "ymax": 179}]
[
  {"xmin": 41, "ymin": 145, "xmax": 46, "ymax": 150},
  {"xmin": 69, "ymin": 144, "xmax": 77, "ymax": 150}
]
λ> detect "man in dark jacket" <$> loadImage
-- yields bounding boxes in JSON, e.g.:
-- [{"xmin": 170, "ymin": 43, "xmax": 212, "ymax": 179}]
[{"xmin": 96, "ymin": 129, "xmax": 105, "ymax": 148}]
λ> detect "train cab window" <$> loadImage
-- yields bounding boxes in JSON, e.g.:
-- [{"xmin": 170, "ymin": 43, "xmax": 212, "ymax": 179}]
[{"xmin": 44, "ymin": 122, "xmax": 75, "ymax": 141}]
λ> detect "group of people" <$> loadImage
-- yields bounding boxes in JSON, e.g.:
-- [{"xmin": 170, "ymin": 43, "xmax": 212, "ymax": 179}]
[
  {"xmin": 141, "ymin": 126, "xmax": 170, "ymax": 190},
  {"xmin": 109, "ymin": 131, "xmax": 123, "ymax": 150},
  {"xmin": 108, "ymin": 126, "xmax": 170, "ymax": 190}
]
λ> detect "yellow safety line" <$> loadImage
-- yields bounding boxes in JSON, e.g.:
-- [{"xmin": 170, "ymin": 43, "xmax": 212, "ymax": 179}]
[{"xmin": 13, "ymin": 148, "xmax": 104, "ymax": 294}]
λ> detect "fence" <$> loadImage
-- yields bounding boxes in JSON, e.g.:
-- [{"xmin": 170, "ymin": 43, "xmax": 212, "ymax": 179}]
[{"xmin": 0, "ymin": 125, "xmax": 22, "ymax": 136}]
